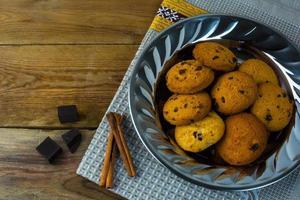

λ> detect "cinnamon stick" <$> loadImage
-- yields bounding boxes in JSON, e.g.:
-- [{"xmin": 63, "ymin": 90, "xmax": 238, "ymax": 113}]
[
  {"xmin": 107, "ymin": 113, "xmax": 131, "ymax": 175},
  {"xmin": 99, "ymin": 129, "xmax": 114, "ymax": 187},
  {"xmin": 106, "ymin": 142, "xmax": 117, "ymax": 188},
  {"xmin": 114, "ymin": 113, "xmax": 136, "ymax": 176},
  {"xmin": 100, "ymin": 112, "xmax": 136, "ymax": 188},
  {"xmin": 106, "ymin": 112, "xmax": 135, "ymax": 177}
]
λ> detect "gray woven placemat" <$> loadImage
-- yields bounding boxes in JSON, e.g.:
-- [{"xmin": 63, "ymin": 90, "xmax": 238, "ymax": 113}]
[{"xmin": 77, "ymin": 0, "xmax": 300, "ymax": 199}]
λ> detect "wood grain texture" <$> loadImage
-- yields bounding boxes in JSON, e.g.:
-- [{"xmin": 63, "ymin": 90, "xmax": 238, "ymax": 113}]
[
  {"xmin": 0, "ymin": 0, "xmax": 160, "ymax": 198},
  {"xmin": 0, "ymin": 45, "xmax": 137, "ymax": 128},
  {"xmin": 0, "ymin": 128, "xmax": 125, "ymax": 200},
  {"xmin": 0, "ymin": 0, "xmax": 161, "ymax": 45}
]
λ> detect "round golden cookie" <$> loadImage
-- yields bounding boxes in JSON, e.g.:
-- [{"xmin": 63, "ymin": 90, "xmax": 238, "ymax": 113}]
[
  {"xmin": 175, "ymin": 112, "xmax": 225, "ymax": 153},
  {"xmin": 216, "ymin": 113, "xmax": 269, "ymax": 166},
  {"xmin": 211, "ymin": 71, "xmax": 258, "ymax": 115},
  {"xmin": 239, "ymin": 59, "xmax": 279, "ymax": 85},
  {"xmin": 193, "ymin": 42, "xmax": 237, "ymax": 72},
  {"xmin": 166, "ymin": 60, "xmax": 214, "ymax": 94},
  {"xmin": 251, "ymin": 83, "xmax": 294, "ymax": 132},
  {"xmin": 163, "ymin": 92, "xmax": 211, "ymax": 126}
]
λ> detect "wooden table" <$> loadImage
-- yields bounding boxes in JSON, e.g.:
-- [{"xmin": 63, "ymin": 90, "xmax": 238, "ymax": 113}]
[{"xmin": 0, "ymin": 0, "xmax": 161, "ymax": 199}]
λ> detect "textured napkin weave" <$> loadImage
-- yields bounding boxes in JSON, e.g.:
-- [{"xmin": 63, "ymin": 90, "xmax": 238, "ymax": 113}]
[{"xmin": 77, "ymin": 0, "xmax": 300, "ymax": 199}]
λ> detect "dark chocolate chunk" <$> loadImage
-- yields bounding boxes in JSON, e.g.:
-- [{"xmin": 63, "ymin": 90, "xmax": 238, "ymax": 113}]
[
  {"xmin": 193, "ymin": 131, "xmax": 203, "ymax": 141},
  {"xmin": 221, "ymin": 96, "xmax": 225, "ymax": 103},
  {"xmin": 265, "ymin": 114, "xmax": 272, "ymax": 121},
  {"xmin": 217, "ymin": 88, "xmax": 220, "ymax": 91},
  {"xmin": 212, "ymin": 56, "xmax": 219, "ymax": 60},
  {"xmin": 184, "ymin": 103, "xmax": 188, "ymax": 108},
  {"xmin": 228, "ymin": 77, "xmax": 233, "ymax": 80},
  {"xmin": 57, "ymin": 105, "xmax": 79, "ymax": 123},
  {"xmin": 215, "ymin": 49, "xmax": 220, "ymax": 53},
  {"xmin": 193, "ymin": 131, "xmax": 197, "ymax": 138},
  {"xmin": 62, "ymin": 129, "xmax": 82, "ymax": 153},
  {"xmin": 195, "ymin": 66, "xmax": 203, "ymax": 71},
  {"xmin": 239, "ymin": 90, "xmax": 245, "ymax": 94},
  {"xmin": 250, "ymin": 143, "xmax": 259, "ymax": 152},
  {"xmin": 276, "ymin": 105, "xmax": 280, "ymax": 109},
  {"xmin": 259, "ymin": 94, "xmax": 263, "ymax": 98},
  {"xmin": 197, "ymin": 133, "xmax": 203, "ymax": 141},
  {"xmin": 36, "ymin": 137, "xmax": 62, "ymax": 163},
  {"xmin": 282, "ymin": 93, "xmax": 287, "ymax": 98},
  {"xmin": 277, "ymin": 94, "xmax": 281, "ymax": 97},
  {"xmin": 179, "ymin": 69, "xmax": 186, "ymax": 74},
  {"xmin": 173, "ymin": 107, "xmax": 178, "ymax": 112}
]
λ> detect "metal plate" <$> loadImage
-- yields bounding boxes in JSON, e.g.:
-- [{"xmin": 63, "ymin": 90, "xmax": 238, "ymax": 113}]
[{"xmin": 129, "ymin": 14, "xmax": 300, "ymax": 191}]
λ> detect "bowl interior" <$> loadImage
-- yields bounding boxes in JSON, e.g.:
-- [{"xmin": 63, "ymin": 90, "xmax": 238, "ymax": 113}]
[{"xmin": 154, "ymin": 39, "xmax": 295, "ymax": 168}]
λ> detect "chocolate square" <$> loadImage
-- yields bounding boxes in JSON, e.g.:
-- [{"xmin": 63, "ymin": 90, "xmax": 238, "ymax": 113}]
[
  {"xmin": 36, "ymin": 137, "xmax": 62, "ymax": 163},
  {"xmin": 62, "ymin": 128, "xmax": 82, "ymax": 153},
  {"xmin": 57, "ymin": 105, "xmax": 79, "ymax": 123}
]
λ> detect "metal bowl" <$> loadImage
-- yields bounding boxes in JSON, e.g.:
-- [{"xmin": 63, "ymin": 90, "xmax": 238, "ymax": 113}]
[{"xmin": 128, "ymin": 14, "xmax": 300, "ymax": 191}]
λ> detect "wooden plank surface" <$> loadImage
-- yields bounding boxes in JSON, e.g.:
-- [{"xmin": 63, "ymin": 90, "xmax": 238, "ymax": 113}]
[
  {"xmin": 0, "ymin": 45, "xmax": 137, "ymax": 128},
  {"xmin": 0, "ymin": 0, "xmax": 161, "ymax": 45},
  {"xmin": 0, "ymin": 128, "xmax": 125, "ymax": 200},
  {"xmin": 0, "ymin": 0, "xmax": 161, "ymax": 199}
]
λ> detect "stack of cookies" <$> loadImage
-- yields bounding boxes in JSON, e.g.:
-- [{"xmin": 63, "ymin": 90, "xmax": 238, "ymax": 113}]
[{"xmin": 161, "ymin": 42, "xmax": 294, "ymax": 166}]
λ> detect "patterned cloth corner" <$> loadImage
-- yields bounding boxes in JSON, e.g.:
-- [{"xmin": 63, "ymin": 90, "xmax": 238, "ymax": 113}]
[{"xmin": 150, "ymin": 0, "xmax": 207, "ymax": 32}]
